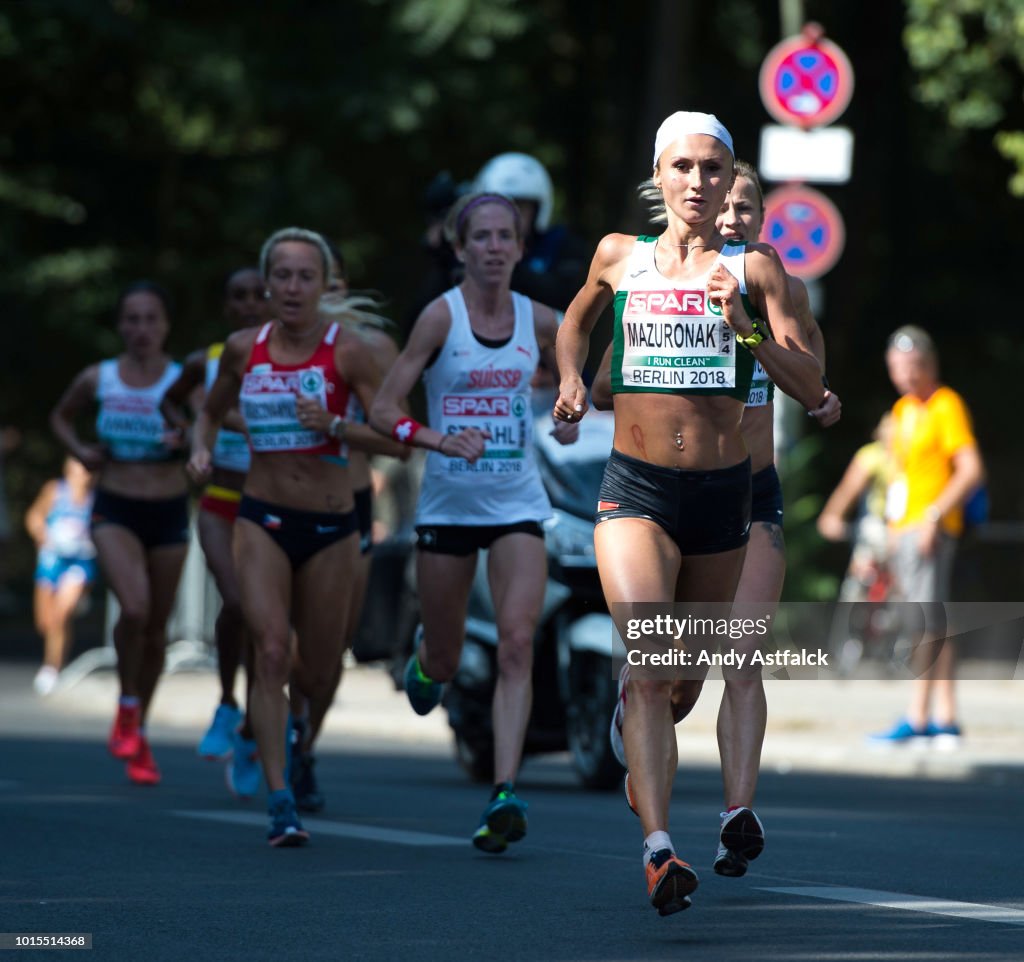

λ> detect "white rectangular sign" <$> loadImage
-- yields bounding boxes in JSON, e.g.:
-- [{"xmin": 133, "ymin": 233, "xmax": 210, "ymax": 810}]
[{"xmin": 759, "ymin": 125, "xmax": 853, "ymax": 184}]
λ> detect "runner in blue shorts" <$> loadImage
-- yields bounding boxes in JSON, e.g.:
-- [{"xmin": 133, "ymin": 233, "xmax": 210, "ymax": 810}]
[{"xmin": 25, "ymin": 456, "xmax": 97, "ymax": 696}]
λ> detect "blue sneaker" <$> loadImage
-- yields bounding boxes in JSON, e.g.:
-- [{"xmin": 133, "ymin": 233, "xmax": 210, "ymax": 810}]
[
  {"xmin": 472, "ymin": 784, "xmax": 528, "ymax": 854},
  {"xmin": 403, "ymin": 631, "xmax": 443, "ymax": 716},
  {"xmin": 198, "ymin": 704, "xmax": 242, "ymax": 760},
  {"xmin": 868, "ymin": 717, "xmax": 930, "ymax": 743},
  {"xmin": 267, "ymin": 793, "xmax": 309, "ymax": 848},
  {"xmin": 226, "ymin": 730, "xmax": 261, "ymax": 799}
]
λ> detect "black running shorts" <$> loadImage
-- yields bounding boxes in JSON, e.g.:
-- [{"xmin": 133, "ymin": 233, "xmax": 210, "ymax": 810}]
[{"xmin": 596, "ymin": 449, "xmax": 751, "ymax": 555}]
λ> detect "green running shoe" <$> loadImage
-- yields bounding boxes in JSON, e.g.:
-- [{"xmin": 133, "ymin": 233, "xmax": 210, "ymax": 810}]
[
  {"xmin": 403, "ymin": 634, "xmax": 443, "ymax": 716},
  {"xmin": 472, "ymin": 784, "xmax": 528, "ymax": 854}
]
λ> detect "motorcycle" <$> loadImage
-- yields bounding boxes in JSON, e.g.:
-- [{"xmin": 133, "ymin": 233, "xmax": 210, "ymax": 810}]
[{"xmin": 442, "ymin": 408, "xmax": 623, "ymax": 790}]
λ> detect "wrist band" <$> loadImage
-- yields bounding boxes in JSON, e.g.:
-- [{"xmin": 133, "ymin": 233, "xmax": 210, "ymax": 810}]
[
  {"xmin": 735, "ymin": 319, "xmax": 767, "ymax": 349},
  {"xmin": 392, "ymin": 417, "xmax": 423, "ymax": 444},
  {"xmin": 328, "ymin": 415, "xmax": 344, "ymax": 440}
]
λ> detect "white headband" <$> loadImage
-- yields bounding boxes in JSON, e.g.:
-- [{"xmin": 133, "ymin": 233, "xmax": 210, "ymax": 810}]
[{"xmin": 653, "ymin": 111, "xmax": 734, "ymax": 167}]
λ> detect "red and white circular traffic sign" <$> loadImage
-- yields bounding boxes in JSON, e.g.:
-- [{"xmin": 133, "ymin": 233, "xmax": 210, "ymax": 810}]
[
  {"xmin": 759, "ymin": 25, "xmax": 854, "ymax": 129},
  {"xmin": 762, "ymin": 185, "xmax": 845, "ymax": 281}
]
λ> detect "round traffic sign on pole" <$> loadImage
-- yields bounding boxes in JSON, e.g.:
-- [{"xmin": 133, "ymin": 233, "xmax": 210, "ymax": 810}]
[
  {"xmin": 759, "ymin": 24, "xmax": 854, "ymax": 129},
  {"xmin": 763, "ymin": 185, "xmax": 845, "ymax": 281}
]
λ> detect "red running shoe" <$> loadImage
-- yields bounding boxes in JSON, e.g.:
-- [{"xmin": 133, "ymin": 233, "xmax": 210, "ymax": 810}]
[
  {"xmin": 126, "ymin": 737, "xmax": 161, "ymax": 786},
  {"xmin": 108, "ymin": 704, "xmax": 142, "ymax": 760}
]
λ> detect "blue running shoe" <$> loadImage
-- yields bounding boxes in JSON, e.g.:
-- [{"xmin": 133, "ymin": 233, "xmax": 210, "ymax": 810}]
[
  {"xmin": 226, "ymin": 730, "xmax": 261, "ymax": 799},
  {"xmin": 198, "ymin": 704, "xmax": 242, "ymax": 760},
  {"xmin": 403, "ymin": 631, "xmax": 443, "ymax": 716},
  {"xmin": 472, "ymin": 784, "xmax": 528, "ymax": 854},
  {"xmin": 868, "ymin": 717, "xmax": 930, "ymax": 743},
  {"xmin": 267, "ymin": 793, "xmax": 309, "ymax": 848}
]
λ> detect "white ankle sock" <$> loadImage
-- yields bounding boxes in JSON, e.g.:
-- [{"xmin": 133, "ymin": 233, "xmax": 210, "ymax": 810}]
[{"xmin": 643, "ymin": 831, "xmax": 674, "ymax": 865}]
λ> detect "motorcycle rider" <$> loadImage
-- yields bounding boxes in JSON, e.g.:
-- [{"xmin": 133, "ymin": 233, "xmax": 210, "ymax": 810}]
[{"xmin": 473, "ymin": 152, "xmax": 589, "ymax": 317}]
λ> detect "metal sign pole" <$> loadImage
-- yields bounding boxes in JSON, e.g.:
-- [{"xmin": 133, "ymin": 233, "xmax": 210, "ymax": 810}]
[{"xmin": 780, "ymin": 0, "xmax": 805, "ymax": 39}]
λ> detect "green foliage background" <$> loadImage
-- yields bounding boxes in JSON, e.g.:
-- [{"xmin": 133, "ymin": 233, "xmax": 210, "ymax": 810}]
[{"xmin": 1, "ymin": 0, "xmax": 1021, "ymax": 601}]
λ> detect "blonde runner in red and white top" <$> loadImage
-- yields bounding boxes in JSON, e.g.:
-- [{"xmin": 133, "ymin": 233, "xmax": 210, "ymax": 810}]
[{"xmin": 240, "ymin": 321, "xmax": 350, "ymax": 459}]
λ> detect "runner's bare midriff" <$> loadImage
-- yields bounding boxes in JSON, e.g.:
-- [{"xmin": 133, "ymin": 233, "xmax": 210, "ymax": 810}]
[
  {"xmin": 612, "ymin": 393, "xmax": 747, "ymax": 470},
  {"xmin": 98, "ymin": 461, "xmax": 188, "ymax": 500},
  {"xmin": 244, "ymin": 454, "xmax": 354, "ymax": 515}
]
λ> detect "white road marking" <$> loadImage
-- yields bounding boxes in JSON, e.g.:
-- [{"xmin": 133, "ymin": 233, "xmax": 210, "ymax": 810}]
[
  {"xmin": 172, "ymin": 809, "xmax": 466, "ymax": 846},
  {"xmin": 758, "ymin": 886, "xmax": 1024, "ymax": 927}
]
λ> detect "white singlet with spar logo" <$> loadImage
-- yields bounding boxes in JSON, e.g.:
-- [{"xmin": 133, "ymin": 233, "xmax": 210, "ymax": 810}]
[
  {"xmin": 415, "ymin": 287, "xmax": 552, "ymax": 526},
  {"xmin": 95, "ymin": 359, "xmax": 182, "ymax": 462}
]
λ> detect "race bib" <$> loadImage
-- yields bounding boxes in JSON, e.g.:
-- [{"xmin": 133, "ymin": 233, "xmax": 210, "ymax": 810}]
[
  {"xmin": 241, "ymin": 367, "xmax": 329, "ymax": 452},
  {"xmin": 97, "ymin": 397, "xmax": 166, "ymax": 460},
  {"xmin": 212, "ymin": 429, "xmax": 251, "ymax": 470},
  {"xmin": 439, "ymin": 393, "xmax": 528, "ymax": 474},
  {"xmin": 48, "ymin": 517, "xmax": 91, "ymax": 556},
  {"xmin": 746, "ymin": 361, "xmax": 770, "ymax": 407},
  {"xmin": 620, "ymin": 289, "xmax": 735, "ymax": 390}
]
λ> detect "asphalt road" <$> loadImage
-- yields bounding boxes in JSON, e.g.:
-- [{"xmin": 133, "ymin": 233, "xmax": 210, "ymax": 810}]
[{"xmin": 3, "ymin": 691, "xmax": 1023, "ymax": 962}]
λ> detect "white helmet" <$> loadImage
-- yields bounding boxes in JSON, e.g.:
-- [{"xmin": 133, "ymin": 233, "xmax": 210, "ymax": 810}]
[{"xmin": 474, "ymin": 152, "xmax": 553, "ymax": 232}]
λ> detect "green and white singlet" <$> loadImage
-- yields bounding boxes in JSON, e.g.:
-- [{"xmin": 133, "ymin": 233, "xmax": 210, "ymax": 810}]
[
  {"xmin": 745, "ymin": 359, "xmax": 775, "ymax": 408},
  {"xmin": 610, "ymin": 236, "xmax": 758, "ymax": 402}
]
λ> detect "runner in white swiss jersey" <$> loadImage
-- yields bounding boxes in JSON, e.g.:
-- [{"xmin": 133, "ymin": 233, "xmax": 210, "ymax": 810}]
[{"xmin": 370, "ymin": 191, "xmax": 577, "ymax": 854}]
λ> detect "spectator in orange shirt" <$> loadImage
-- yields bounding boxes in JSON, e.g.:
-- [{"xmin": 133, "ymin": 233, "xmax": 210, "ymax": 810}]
[{"xmin": 870, "ymin": 326, "xmax": 984, "ymax": 744}]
